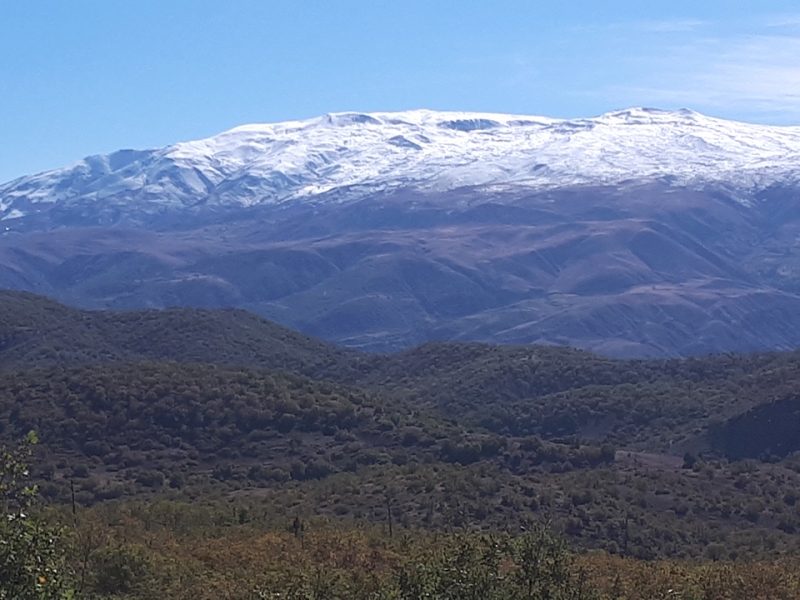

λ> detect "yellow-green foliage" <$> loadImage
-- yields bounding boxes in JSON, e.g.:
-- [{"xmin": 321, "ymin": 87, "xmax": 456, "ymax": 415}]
[
  {"xmin": 582, "ymin": 554, "xmax": 800, "ymax": 600},
  {"xmin": 0, "ymin": 433, "xmax": 71, "ymax": 600},
  {"xmin": 57, "ymin": 502, "xmax": 800, "ymax": 600}
]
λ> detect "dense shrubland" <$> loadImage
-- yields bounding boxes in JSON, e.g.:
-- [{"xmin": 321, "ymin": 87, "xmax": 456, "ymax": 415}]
[
  {"xmin": 4, "ymin": 292, "xmax": 800, "ymax": 596},
  {"xmin": 2, "ymin": 360, "xmax": 800, "ymax": 561},
  {"xmin": 8, "ymin": 493, "xmax": 800, "ymax": 599}
]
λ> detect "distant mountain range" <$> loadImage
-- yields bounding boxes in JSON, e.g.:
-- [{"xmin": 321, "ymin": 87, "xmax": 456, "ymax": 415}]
[{"xmin": 2, "ymin": 108, "xmax": 800, "ymax": 356}]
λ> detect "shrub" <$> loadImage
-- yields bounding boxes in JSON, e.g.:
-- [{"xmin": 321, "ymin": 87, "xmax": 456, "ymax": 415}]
[{"xmin": 0, "ymin": 432, "xmax": 73, "ymax": 600}]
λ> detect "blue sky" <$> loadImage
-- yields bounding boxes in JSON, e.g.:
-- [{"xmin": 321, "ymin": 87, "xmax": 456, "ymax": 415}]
[{"xmin": 2, "ymin": 0, "xmax": 800, "ymax": 183}]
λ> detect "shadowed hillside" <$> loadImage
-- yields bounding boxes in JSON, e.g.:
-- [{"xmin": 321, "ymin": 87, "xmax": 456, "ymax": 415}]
[{"xmin": 0, "ymin": 289, "xmax": 357, "ymax": 378}]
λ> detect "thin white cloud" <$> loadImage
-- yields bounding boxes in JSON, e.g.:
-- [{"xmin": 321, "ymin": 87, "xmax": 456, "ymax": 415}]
[
  {"xmin": 632, "ymin": 19, "xmax": 704, "ymax": 33},
  {"xmin": 604, "ymin": 34, "xmax": 800, "ymax": 123},
  {"xmin": 569, "ymin": 19, "xmax": 704, "ymax": 35},
  {"xmin": 763, "ymin": 14, "xmax": 800, "ymax": 28}
]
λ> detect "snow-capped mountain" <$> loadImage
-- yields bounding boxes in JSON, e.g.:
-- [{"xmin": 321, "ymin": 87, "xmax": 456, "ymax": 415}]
[
  {"xmin": 3, "ymin": 107, "xmax": 800, "ymax": 359},
  {"xmin": 3, "ymin": 107, "xmax": 800, "ymax": 224}
]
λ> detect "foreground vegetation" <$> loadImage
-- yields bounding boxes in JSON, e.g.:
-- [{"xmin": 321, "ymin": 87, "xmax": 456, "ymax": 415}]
[
  {"xmin": 3, "ymin": 436, "xmax": 800, "ymax": 599},
  {"xmin": 12, "ymin": 499, "xmax": 800, "ymax": 599}
]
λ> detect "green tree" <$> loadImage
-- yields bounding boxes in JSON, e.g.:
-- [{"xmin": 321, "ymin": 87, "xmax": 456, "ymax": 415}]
[{"xmin": 0, "ymin": 431, "xmax": 73, "ymax": 600}]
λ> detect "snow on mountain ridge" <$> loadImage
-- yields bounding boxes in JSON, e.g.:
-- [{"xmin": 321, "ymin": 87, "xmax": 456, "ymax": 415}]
[{"xmin": 2, "ymin": 108, "xmax": 800, "ymax": 221}]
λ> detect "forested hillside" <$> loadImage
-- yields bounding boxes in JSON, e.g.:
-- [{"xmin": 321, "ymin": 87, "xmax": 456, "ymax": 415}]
[{"xmin": 2, "ymin": 291, "xmax": 800, "ymax": 565}]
